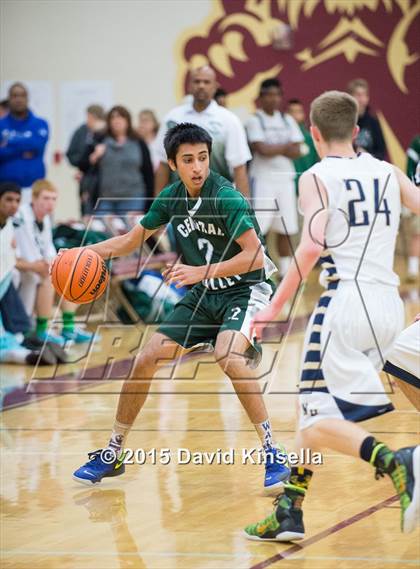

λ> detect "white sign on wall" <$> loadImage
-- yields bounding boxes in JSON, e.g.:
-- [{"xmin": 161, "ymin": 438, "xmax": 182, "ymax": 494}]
[{"xmin": 59, "ymin": 81, "xmax": 113, "ymax": 150}]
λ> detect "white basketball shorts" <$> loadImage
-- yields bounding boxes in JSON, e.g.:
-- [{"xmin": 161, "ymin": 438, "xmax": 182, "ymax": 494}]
[
  {"xmin": 299, "ymin": 280, "xmax": 404, "ymax": 430},
  {"xmin": 383, "ymin": 321, "xmax": 420, "ymax": 388}
]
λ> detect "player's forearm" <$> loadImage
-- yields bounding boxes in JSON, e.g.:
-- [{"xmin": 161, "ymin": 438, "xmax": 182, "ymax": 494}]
[
  {"xmin": 271, "ymin": 243, "xmax": 322, "ymax": 312},
  {"xmin": 402, "ymin": 187, "xmax": 420, "ymax": 215},
  {"xmin": 206, "ymin": 247, "xmax": 264, "ymax": 279},
  {"xmin": 233, "ymin": 165, "xmax": 250, "ymax": 197},
  {"xmin": 86, "ymin": 226, "xmax": 148, "ymax": 259},
  {"xmin": 394, "ymin": 166, "xmax": 420, "ymax": 215},
  {"xmin": 85, "ymin": 236, "xmax": 134, "ymax": 259}
]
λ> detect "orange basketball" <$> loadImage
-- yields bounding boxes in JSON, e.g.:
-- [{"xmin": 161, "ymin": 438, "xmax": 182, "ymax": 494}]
[{"xmin": 51, "ymin": 247, "xmax": 109, "ymax": 304}]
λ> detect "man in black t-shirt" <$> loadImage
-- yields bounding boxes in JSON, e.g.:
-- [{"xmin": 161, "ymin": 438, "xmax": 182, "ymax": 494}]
[{"xmin": 348, "ymin": 78, "xmax": 387, "ymax": 160}]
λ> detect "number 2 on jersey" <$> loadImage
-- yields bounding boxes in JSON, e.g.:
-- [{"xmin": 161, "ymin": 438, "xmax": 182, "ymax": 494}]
[
  {"xmin": 198, "ymin": 238, "xmax": 214, "ymax": 264},
  {"xmin": 344, "ymin": 178, "xmax": 391, "ymax": 227},
  {"xmin": 229, "ymin": 307, "xmax": 241, "ymax": 320}
]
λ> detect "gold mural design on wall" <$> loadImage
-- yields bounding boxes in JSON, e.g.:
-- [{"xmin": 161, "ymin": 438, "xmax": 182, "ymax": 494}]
[
  {"xmin": 387, "ymin": 1, "xmax": 420, "ymax": 92},
  {"xmin": 295, "ymin": 18, "xmax": 384, "ymax": 69},
  {"xmin": 175, "ymin": 0, "xmax": 419, "ymax": 167}
]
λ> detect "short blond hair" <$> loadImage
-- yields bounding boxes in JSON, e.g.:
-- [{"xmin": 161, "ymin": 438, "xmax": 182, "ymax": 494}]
[
  {"xmin": 347, "ymin": 78, "xmax": 369, "ymax": 95},
  {"xmin": 32, "ymin": 179, "xmax": 58, "ymax": 198},
  {"xmin": 310, "ymin": 90, "xmax": 358, "ymax": 142}
]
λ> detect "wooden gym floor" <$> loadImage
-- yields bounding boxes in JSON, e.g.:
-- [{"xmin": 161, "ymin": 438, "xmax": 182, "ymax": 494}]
[{"xmin": 1, "ymin": 271, "xmax": 419, "ymax": 569}]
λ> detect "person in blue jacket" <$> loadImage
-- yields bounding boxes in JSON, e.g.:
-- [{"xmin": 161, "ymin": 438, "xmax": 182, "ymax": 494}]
[{"xmin": 0, "ymin": 83, "xmax": 49, "ymax": 203}]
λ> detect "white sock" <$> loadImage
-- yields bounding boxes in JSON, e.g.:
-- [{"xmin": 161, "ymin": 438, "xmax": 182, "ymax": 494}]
[
  {"xmin": 254, "ymin": 419, "xmax": 274, "ymax": 451},
  {"xmin": 107, "ymin": 420, "xmax": 131, "ymax": 455},
  {"xmin": 408, "ymin": 256, "xmax": 419, "ymax": 275},
  {"xmin": 279, "ymin": 256, "xmax": 291, "ymax": 277}
]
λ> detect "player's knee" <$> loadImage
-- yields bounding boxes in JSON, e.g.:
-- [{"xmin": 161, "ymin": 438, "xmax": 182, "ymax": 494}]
[
  {"xmin": 301, "ymin": 422, "xmax": 327, "ymax": 447},
  {"xmin": 216, "ymin": 352, "xmax": 246, "ymax": 376},
  {"xmin": 133, "ymin": 350, "xmax": 160, "ymax": 374},
  {"xmin": 214, "ymin": 344, "xmax": 228, "ymax": 363}
]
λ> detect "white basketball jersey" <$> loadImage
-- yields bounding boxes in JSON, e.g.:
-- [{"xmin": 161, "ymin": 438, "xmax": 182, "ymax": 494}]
[
  {"xmin": 308, "ymin": 153, "xmax": 401, "ymax": 286},
  {"xmin": 13, "ymin": 203, "xmax": 57, "ymax": 263}
]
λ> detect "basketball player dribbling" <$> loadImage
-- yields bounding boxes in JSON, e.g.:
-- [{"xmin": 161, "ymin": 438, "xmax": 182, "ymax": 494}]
[
  {"xmin": 68, "ymin": 123, "xmax": 290, "ymax": 492},
  {"xmin": 244, "ymin": 91, "xmax": 420, "ymax": 542}
]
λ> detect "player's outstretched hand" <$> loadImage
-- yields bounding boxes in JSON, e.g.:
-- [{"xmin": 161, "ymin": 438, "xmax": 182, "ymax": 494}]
[
  {"xmin": 162, "ymin": 263, "xmax": 206, "ymax": 288},
  {"xmin": 250, "ymin": 304, "xmax": 279, "ymax": 342}
]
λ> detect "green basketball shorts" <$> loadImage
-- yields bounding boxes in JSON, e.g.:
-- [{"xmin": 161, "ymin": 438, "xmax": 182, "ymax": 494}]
[{"xmin": 158, "ymin": 281, "xmax": 274, "ymax": 352}]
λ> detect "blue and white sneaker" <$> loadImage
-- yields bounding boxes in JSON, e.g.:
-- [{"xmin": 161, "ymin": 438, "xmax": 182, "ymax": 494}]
[
  {"xmin": 73, "ymin": 449, "xmax": 126, "ymax": 486},
  {"xmin": 264, "ymin": 445, "xmax": 291, "ymax": 495},
  {"xmin": 62, "ymin": 327, "xmax": 98, "ymax": 344}
]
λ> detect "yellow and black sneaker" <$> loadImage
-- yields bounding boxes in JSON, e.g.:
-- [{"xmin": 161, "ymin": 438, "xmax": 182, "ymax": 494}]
[
  {"xmin": 375, "ymin": 445, "xmax": 419, "ymax": 533},
  {"xmin": 244, "ymin": 493, "xmax": 305, "ymax": 542}
]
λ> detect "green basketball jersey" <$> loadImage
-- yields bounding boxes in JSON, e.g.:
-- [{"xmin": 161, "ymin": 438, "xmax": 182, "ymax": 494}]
[{"xmin": 140, "ymin": 170, "xmax": 277, "ymax": 292}]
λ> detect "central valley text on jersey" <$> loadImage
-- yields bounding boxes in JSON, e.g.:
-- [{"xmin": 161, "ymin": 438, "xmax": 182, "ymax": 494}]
[{"xmin": 140, "ymin": 170, "xmax": 277, "ymax": 291}]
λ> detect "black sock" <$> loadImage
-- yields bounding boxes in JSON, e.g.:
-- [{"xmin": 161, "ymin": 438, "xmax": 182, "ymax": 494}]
[
  {"xmin": 360, "ymin": 436, "xmax": 377, "ymax": 462},
  {"xmin": 284, "ymin": 467, "xmax": 313, "ymax": 509},
  {"xmin": 289, "ymin": 466, "xmax": 313, "ymax": 490},
  {"xmin": 360, "ymin": 436, "xmax": 396, "ymax": 475}
]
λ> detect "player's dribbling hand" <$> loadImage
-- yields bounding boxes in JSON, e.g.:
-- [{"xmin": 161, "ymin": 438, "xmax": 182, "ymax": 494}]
[
  {"xmin": 49, "ymin": 248, "xmax": 68, "ymax": 276},
  {"xmin": 250, "ymin": 305, "xmax": 279, "ymax": 342},
  {"xmin": 162, "ymin": 263, "xmax": 206, "ymax": 288}
]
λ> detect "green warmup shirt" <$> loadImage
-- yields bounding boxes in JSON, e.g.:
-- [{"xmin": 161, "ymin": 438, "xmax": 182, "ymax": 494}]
[
  {"xmin": 140, "ymin": 170, "xmax": 277, "ymax": 292},
  {"xmin": 407, "ymin": 135, "xmax": 420, "ymax": 183},
  {"xmin": 293, "ymin": 123, "xmax": 319, "ymax": 193}
]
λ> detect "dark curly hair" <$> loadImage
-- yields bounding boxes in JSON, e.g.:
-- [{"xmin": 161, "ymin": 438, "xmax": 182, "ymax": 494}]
[{"xmin": 164, "ymin": 122, "xmax": 212, "ymax": 163}]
